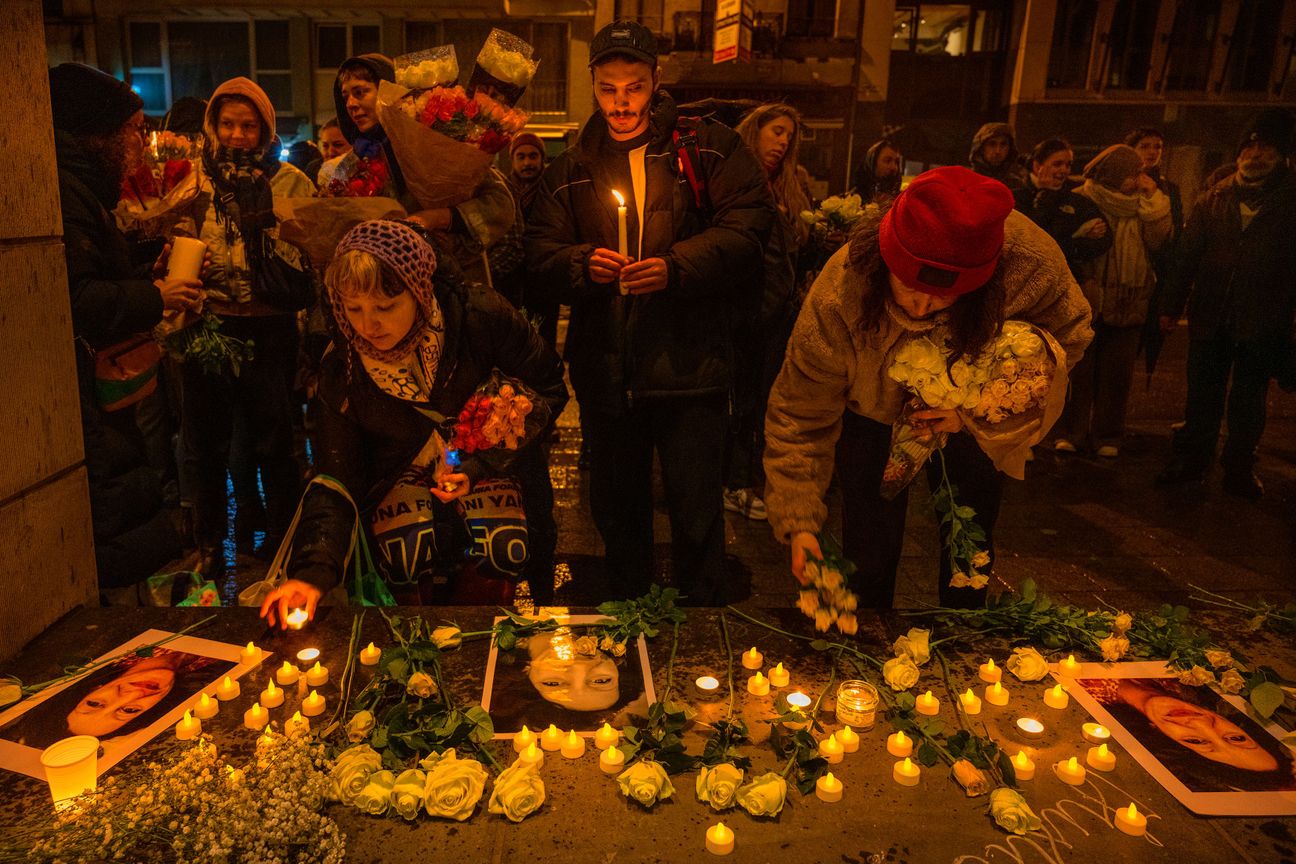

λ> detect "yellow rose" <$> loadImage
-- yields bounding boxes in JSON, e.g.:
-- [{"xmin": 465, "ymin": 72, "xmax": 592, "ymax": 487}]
[
  {"xmin": 821, "ymin": 567, "xmax": 844, "ymax": 592},
  {"xmin": 573, "ymin": 635, "xmax": 598, "ymax": 656},
  {"xmin": 836, "ymin": 613, "xmax": 859, "ymax": 635},
  {"xmin": 736, "ymin": 771, "xmax": 787, "ymax": 818},
  {"xmin": 329, "ymin": 744, "xmax": 383, "ymax": 804},
  {"xmin": 1218, "ymin": 668, "xmax": 1246, "ymax": 694},
  {"xmin": 950, "ymin": 571, "xmax": 972, "ymax": 589},
  {"xmin": 423, "ymin": 751, "xmax": 487, "ymax": 821},
  {"xmin": 406, "ymin": 671, "xmax": 437, "ymax": 699},
  {"xmin": 432, "ymin": 626, "xmax": 463, "ymax": 650},
  {"xmin": 1099, "ymin": 635, "xmax": 1130, "ymax": 661},
  {"xmin": 390, "ymin": 768, "xmax": 426, "ymax": 821},
  {"xmin": 599, "ymin": 635, "xmax": 616, "ymax": 652},
  {"xmin": 488, "ymin": 757, "xmax": 545, "ymax": 822},
  {"xmin": 353, "ymin": 769, "xmax": 395, "ymax": 816},
  {"xmin": 882, "ymin": 656, "xmax": 920, "ymax": 691},
  {"xmin": 1005, "ymin": 647, "xmax": 1050, "ymax": 682},
  {"xmin": 345, "ymin": 710, "xmax": 376, "ymax": 744},
  {"xmin": 990, "ymin": 787, "xmax": 1042, "ymax": 835},
  {"xmin": 1205, "ymin": 649, "xmax": 1234, "ymax": 669},
  {"xmin": 892, "ymin": 628, "xmax": 931, "ymax": 666},
  {"xmin": 0, "ymin": 679, "xmax": 21, "ymax": 710},
  {"xmin": 617, "ymin": 760, "xmax": 674, "ymax": 809},
  {"xmin": 611, "ymin": 641, "xmax": 627, "ymax": 658},
  {"xmin": 952, "ymin": 759, "xmax": 991, "ymax": 797},
  {"xmin": 814, "ymin": 609, "xmax": 833, "ymax": 632},
  {"xmin": 1112, "ymin": 612, "xmax": 1133, "ymax": 636},
  {"xmin": 695, "ymin": 763, "xmax": 744, "ymax": 811},
  {"xmin": 971, "ymin": 550, "xmax": 991, "ymax": 569},
  {"xmin": 1178, "ymin": 665, "xmax": 1215, "ymax": 687},
  {"xmin": 797, "ymin": 591, "xmax": 820, "ymax": 617},
  {"xmin": 969, "ymin": 572, "xmax": 989, "ymax": 590}
]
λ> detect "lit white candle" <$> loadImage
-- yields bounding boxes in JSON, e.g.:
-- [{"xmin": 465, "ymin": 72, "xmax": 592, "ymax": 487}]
[
  {"xmin": 985, "ymin": 681, "xmax": 1010, "ymax": 707},
  {"xmin": 359, "ymin": 642, "xmax": 382, "ymax": 666},
  {"xmin": 705, "ymin": 821, "xmax": 734, "ymax": 856},
  {"xmin": 1056, "ymin": 756, "xmax": 1086, "ymax": 785},
  {"xmin": 275, "ymin": 661, "xmax": 300, "ymax": 686},
  {"xmin": 915, "ymin": 690, "xmax": 940, "ymax": 716},
  {"xmin": 768, "ymin": 662, "xmax": 790, "ymax": 688},
  {"xmin": 215, "ymin": 675, "xmax": 241, "ymax": 701},
  {"xmin": 959, "ymin": 688, "xmax": 982, "ymax": 715},
  {"xmin": 560, "ymin": 730, "xmax": 586, "ymax": 759},
  {"xmin": 893, "ymin": 756, "xmax": 921, "ymax": 786},
  {"xmin": 305, "ymin": 661, "xmax": 329, "ymax": 688},
  {"xmin": 175, "ymin": 710, "xmax": 201, "ymax": 740},
  {"xmin": 240, "ymin": 641, "xmax": 261, "ymax": 665},
  {"xmin": 540, "ymin": 724, "xmax": 564, "ymax": 751},
  {"xmin": 514, "ymin": 725, "xmax": 537, "ymax": 753},
  {"xmin": 301, "ymin": 689, "xmax": 326, "ymax": 717},
  {"xmin": 594, "ymin": 722, "xmax": 620, "ymax": 750},
  {"xmin": 837, "ymin": 725, "xmax": 860, "ymax": 753},
  {"xmin": 746, "ymin": 671, "xmax": 770, "ymax": 696},
  {"xmin": 818, "ymin": 733, "xmax": 844, "ymax": 764},
  {"xmin": 285, "ymin": 608, "xmax": 308, "ymax": 630},
  {"xmin": 599, "ymin": 745, "xmax": 625, "ymax": 774},
  {"xmin": 1086, "ymin": 743, "xmax": 1116, "ymax": 772},
  {"xmin": 814, "ymin": 771, "xmax": 843, "ymax": 802},
  {"xmin": 979, "ymin": 658, "xmax": 1002, "ymax": 683},
  {"xmin": 519, "ymin": 741, "xmax": 544, "ymax": 769},
  {"xmin": 193, "ymin": 692, "xmax": 219, "ymax": 720},
  {"xmin": 1044, "ymin": 683, "xmax": 1070, "ymax": 710},
  {"xmin": 612, "ymin": 190, "xmax": 628, "ymax": 258},
  {"xmin": 1013, "ymin": 750, "xmax": 1036, "ymax": 781},
  {"xmin": 285, "ymin": 710, "xmax": 311, "ymax": 737},
  {"xmin": 243, "ymin": 703, "xmax": 269, "ymax": 731},
  {"xmin": 1115, "ymin": 802, "xmax": 1147, "ymax": 836},
  {"xmin": 260, "ymin": 680, "xmax": 284, "ymax": 709},
  {"xmin": 887, "ymin": 730, "xmax": 913, "ymax": 758},
  {"xmin": 1082, "ymin": 722, "xmax": 1111, "ymax": 745},
  {"xmin": 1058, "ymin": 654, "xmax": 1082, "ymax": 677},
  {"xmin": 741, "ymin": 647, "xmax": 764, "ymax": 670}
]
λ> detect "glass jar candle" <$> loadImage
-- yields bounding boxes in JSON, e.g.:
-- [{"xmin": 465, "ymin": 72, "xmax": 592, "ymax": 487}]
[{"xmin": 835, "ymin": 680, "xmax": 879, "ymax": 730}]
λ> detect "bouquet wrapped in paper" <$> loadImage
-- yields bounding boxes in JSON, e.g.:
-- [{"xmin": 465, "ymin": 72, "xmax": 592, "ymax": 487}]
[
  {"xmin": 116, "ymin": 158, "xmax": 200, "ymax": 239},
  {"xmin": 273, "ymin": 196, "xmax": 406, "ymax": 269},
  {"xmin": 469, "ymin": 28, "xmax": 539, "ymax": 107},
  {"xmin": 395, "ymin": 45, "xmax": 460, "ymax": 91},
  {"xmin": 450, "ymin": 370, "xmax": 550, "ymax": 456},
  {"xmin": 377, "ymin": 78, "xmax": 528, "ymax": 210}
]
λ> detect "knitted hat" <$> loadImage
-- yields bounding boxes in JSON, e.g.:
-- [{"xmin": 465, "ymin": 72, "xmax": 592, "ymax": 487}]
[
  {"xmin": 879, "ymin": 166, "xmax": 1015, "ymax": 297},
  {"xmin": 510, "ymin": 131, "xmax": 545, "ymax": 156},
  {"xmin": 204, "ymin": 77, "xmax": 277, "ymax": 144},
  {"xmin": 48, "ymin": 63, "xmax": 143, "ymax": 137},
  {"xmin": 1238, "ymin": 108, "xmax": 1296, "ymax": 157},
  {"xmin": 1082, "ymin": 144, "xmax": 1143, "ymax": 190}
]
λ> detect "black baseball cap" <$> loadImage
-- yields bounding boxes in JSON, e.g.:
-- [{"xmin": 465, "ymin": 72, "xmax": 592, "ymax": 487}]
[{"xmin": 589, "ymin": 20, "xmax": 658, "ymax": 68}]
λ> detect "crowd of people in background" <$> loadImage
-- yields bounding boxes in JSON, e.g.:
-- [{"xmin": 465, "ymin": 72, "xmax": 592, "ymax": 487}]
[{"xmin": 46, "ymin": 19, "xmax": 1296, "ymax": 620}]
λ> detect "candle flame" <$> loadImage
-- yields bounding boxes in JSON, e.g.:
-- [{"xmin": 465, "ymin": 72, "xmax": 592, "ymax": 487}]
[
  {"xmin": 612, "ymin": 189, "xmax": 626, "ymax": 207},
  {"xmin": 1067, "ymin": 654, "xmax": 1076, "ymax": 663},
  {"xmin": 223, "ymin": 676, "xmax": 233, "ymax": 687},
  {"xmin": 775, "ymin": 662, "xmax": 785, "ymax": 673},
  {"xmin": 1067, "ymin": 757, "xmax": 1079, "ymax": 769},
  {"xmin": 245, "ymin": 641, "xmax": 255, "ymax": 653},
  {"xmin": 286, "ymin": 608, "xmax": 308, "ymax": 629},
  {"xmin": 1127, "ymin": 802, "xmax": 1138, "ymax": 817},
  {"xmin": 546, "ymin": 724, "xmax": 559, "ymax": 734},
  {"xmin": 1051, "ymin": 684, "xmax": 1063, "ymax": 696},
  {"xmin": 897, "ymin": 731, "xmax": 907, "ymax": 744},
  {"xmin": 200, "ymin": 694, "xmax": 211, "ymax": 705},
  {"xmin": 924, "ymin": 689, "xmax": 934, "ymax": 700},
  {"xmin": 566, "ymin": 730, "xmax": 579, "ymax": 744},
  {"xmin": 1015, "ymin": 750, "xmax": 1028, "ymax": 766},
  {"xmin": 267, "ymin": 680, "xmax": 277, "ymax": 694},
  {"xmin": 183, "ymin": 710, "xmax": 192, "ymax": 721},
  {"xmin": 520, "ymin": 725, "xmax": 530, "ymax": 735},
  {"xmin": 902, "ymin": 757, "xmax": 914, "ymax": 769},
  {"xmin": 292, "ymin": 711, "xmax": 303, "ymax": 721},
  {"xmin": 524, "ymin": 742, "xmax": 539, "ymax": 757},
  {"xmin": 1099, "ymin": 743, "xmax": 1109, "ymax": 757},
  {"xmin": 992, "ymin": 681, "xmax": 1003, "ymax": 693},
  {"xmin": 826, "ymin": 771, "xmax": 836, "ymax": 784},
  {"xmin": 987, "ymin": 658, "xmax": 996, "ymax": 669}
]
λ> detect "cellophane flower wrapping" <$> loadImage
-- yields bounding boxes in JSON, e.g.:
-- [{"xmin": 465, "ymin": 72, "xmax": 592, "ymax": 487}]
[
  {"xmin": 469, "ymin": 28, "xmax": 539, "ymax": 107},
  {"xmin": 116, "ymin": 143, "xmax": 201, "ymax": 239},
  {"xmin": 377, "ymin": 80, "xmax": 527, "ymax": 210},
  {"xmin": 448, "ymin": 369, "xmax": 551, "ymax": 474},
  {"xmin": 395, "ymin": 45, "xmax": 460, "ymax": 90}
]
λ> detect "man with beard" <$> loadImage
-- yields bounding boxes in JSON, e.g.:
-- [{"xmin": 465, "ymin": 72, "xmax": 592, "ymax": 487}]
[
  {"xmin": 525, "ymin": 21, "xmax": 776, "ymax": 604},
  {"xmin": 494, "ymin": 132, "xmax": 557, "ymax": 345},
  {"xmin": 49, "ymin": 63, "xmax": 198, "ymax": 589},
  {"xmin": 969, "ymin": 122, "xmax": 1028, "ymax": 192},
  {"xmin": 508, "ymin": 132, "xmax": 546, "ymax": 214},
  {"xmin": 1157, "ymin": 108, "xmax": 1296, "ymax": 498}
]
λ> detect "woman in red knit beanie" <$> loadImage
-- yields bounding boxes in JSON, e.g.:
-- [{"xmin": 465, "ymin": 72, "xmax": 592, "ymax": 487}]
[{"xmin": 763, "ymin": 166, "xmax": 1094, "ymax": 608}]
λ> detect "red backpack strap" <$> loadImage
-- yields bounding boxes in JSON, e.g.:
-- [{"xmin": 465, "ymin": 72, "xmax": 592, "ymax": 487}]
[{"xmin": 672, "ymin": 117, "xmax": 712, "ymax": 217}]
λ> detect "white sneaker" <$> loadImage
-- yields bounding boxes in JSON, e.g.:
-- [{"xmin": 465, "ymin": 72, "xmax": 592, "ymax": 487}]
[
  {"xmin": 723, "ymin": 488, "xmax": 767, "ymax": 521},
  {"xmin": 1096, "ymin": 445, "xmax": 1119, "ymax": 458},
  {"xmin": 1054, "ymin": 439, "xmax": 1077, "ymax": 453}
]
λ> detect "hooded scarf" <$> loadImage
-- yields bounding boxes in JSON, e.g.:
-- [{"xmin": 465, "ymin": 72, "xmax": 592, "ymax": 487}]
[
  {"xmin": 1079, "ymin": 145, "xmax": 1169, "ymax": 294},
  {"xmin": 333, "ymin": 53, "xmax": 407, "ymax": 197}
]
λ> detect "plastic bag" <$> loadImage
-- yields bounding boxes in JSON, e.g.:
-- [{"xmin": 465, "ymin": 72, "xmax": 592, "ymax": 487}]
[{"xmin": 469, "ymin": 28, "xmax": 539, "ymax": 106}]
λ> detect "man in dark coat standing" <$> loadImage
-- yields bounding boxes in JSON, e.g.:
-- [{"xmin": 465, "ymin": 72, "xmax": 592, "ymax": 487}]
[
  {"xmin": 49, "ymin": 63, "xmax": 201, "ymax": 588},
  {"xmin": 525, "ymin": 21, "xmax": 776, "ymax": 604},
  {"xmin": 1157, "ymin": 108, "xmax": 1296, "ymax": 498}
]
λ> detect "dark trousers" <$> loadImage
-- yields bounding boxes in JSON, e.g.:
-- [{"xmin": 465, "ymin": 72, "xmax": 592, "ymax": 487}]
[
  {"xmin": 1173, "ymin": 334, "xmax": 1279, "ymax": 473},
  {"xmin": 837, "ymin": 412, "xmax": 1003, "ymax": 608},
  {"xmin": 586, "ymin": 394, "xmax": 727, "ymax": 605},
  {"xmin": 1058, "ymin": 321, "xmax": 1140, "ymax": 448},
  {"xmin": 724, "ymin": 311, "xmax": 795, "ymax": 491},
  {"xmin": 181, "ymin": 315, "xmax": 303, "ymax": 548}
]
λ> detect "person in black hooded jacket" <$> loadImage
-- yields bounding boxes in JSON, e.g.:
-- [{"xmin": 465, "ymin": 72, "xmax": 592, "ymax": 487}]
[
  {"xmin": 260, "ymin": 220, "xmax": 567, "ymax": 626},
  {"xmin": 49, "ymin": 63, "xmax": 199, "ymax": 588},
  {"xmin": 524, "ymin": 21, "xmax": 776, "ymax": 605}
]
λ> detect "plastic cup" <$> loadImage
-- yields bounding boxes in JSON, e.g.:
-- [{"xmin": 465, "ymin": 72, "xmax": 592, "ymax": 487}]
[{"xmin": 39, "ymin": 736, "xmax": 99, "ymax": 808}]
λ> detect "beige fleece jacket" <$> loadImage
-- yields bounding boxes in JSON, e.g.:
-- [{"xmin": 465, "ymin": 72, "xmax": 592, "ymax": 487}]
[{"xmin": 763, "ymin": 210, "xmax": 1094, "ymax": 543}]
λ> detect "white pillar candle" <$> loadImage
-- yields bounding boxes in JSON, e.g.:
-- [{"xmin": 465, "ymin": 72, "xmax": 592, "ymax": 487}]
[
  {"xmin": 705, "ymin": 822, "xmax": 734, "ymax": 856},
  {"xmin": 741, "ymin": 647, "xmax": 764, "ymax": 670},
  {"xmin": 985, "ymin": 681, "xmax": 1010, "ymax": 707},
  {"xmin": 1013, "ymin": 750, "xmax": 1036, "ymax": 781},
  {"xmin": 275, "ymin": 662, "xmax": 300, "ymax": 686},
  {"xmin": 893, "ymin": 756, "xmax": 921, "ymax": 786},
  {"xmin": 166, "ymin": 237, "xmax": 207, "ymax": 282},
  {"xmin": 594, "ymin": 722, "xmax": 620, "ymax": 750},
  {"xmin": 1058, "ymin": 654, "xmax": 1082, "ymax": 677},
  {"xmin": 818, "ymin": 733, "xmax": 844, "ymax": 764},
  {"xmin": 1044, "ymin": 684, "xmax": 1070, "ymax": 710},
  {"xmin": 215, "ymin": 675, "xmax": 241, "ymax": 701},
  {"xmin": 979, "ymin": 658, "xmax": 1002, "ymax": 683},
  {"xmin": 359, "ymin": 642, "xmax": 382, "ymax": 666},
  {"xmin": 959, "ymin": 688, "xmax": 982, "ymax": 715},
  {"xmin": 305, "ymin": 662, "xmax": 329, "ymax": 688},
  {"xmin": 837, "ymin": 725, "xmax": 860, "ymax": 753},
  {"xmin": 175, "ymin": 710, "xmax": 201, "ymax": 740},
  {"xmin": 260, "ymin": 680, "xmax": 284, "ymax": 709},
  {"xmin": 768, "ymin": 662, "xmax": 790, "ymax": 688},
  {"xmin": 746, "ymin": 671, "xmax": 770, "ymax": 696},
  {"xmin": 514, "ymin": 725, "xmax": 537, "ymax": 753},
  {"xmin": 887, "ymin": 730, "xmax": 913, "ymax": 758},
  {"xmin": 814, "ymin": 771, "xmax": 843, "ymax": 802},
  {"xmin": 1056, "ymin": 756, "xmax": 1086, "ymax": 785},
  {"xmin": 915, "ymin": 690, "xmax": 940, "ymax": 716},
  {"xmin": 519, "ymin": 741, "xmax": 544, "ymax": 769},
  {"xmin": 1115, "ymin": 802, "xmax": 1147, "ymax": 836},
  {"xmin": 599, "ymin": 745, "xmax": 625, "ymax": 774},
  {"xmin": 193, "ymin": 692, "xmax": 219, "ymax": 720},
  {"xmin": 1082, "ymin": 723, "xmax": 1111, "ymax": 745},
  {"xmin": 560, "ymin": 730, "xmax": 586, "ymax": 759},
  {"xmin": 540, "ymin": 724, "xmax": 564, "ymax": 751},
  {"xmin": 301, "ymin": 690, "xmax": 326, "ymax": 717},
  {"xmin": 1086, "ymin": 743, "xmax": 1116, "ymax": 772},
  {"xmin": 243, "ymin": 703, "xmax": 269, "ymax": 731}
]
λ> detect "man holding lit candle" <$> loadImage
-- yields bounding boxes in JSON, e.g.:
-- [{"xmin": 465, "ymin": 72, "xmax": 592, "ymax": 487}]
[{"xmin": 525, "ymin": 21, "xmax": 776, "ymax": 605}]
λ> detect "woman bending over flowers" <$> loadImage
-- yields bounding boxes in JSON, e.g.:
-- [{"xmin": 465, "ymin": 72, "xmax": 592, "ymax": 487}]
[{"xmin": 763, "ymin": 167, "xmax": 1093, "ymax": 608}]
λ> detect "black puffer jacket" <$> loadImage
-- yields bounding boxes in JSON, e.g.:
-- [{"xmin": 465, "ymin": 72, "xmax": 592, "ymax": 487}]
[
  {"xmin": 287, "ymin": 267, "xmax": 567, "ymax": 592},
  {"xmin": 56, "ymin": 131, "xmax": 180, "ymax": 585},
  {"xmin": 1012, "ymin": 179, "xmax": 1112, "ymax": 280},
  {"xmin": 524, "ymin": 90, "xmax": 776, "ymax": 412},
  {"xmin": 1163, "ymin": 166, "xmax": 1296, "ymax": 344}
]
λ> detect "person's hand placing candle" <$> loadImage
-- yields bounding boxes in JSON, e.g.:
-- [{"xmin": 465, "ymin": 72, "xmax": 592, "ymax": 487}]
[{"xmin": 259, "ymin": 579, "xmax": 322, "ymax": 630}]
